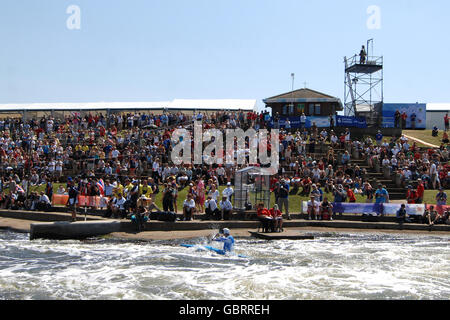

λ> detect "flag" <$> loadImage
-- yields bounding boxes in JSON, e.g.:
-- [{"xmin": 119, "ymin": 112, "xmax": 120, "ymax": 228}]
[
  {"xmin": 97, "ymin": 179, "xmax": 105, "ymax": 197},
  {"xmin": 16, "ymin": 185, "xmax": 25, "ymax": 193}
]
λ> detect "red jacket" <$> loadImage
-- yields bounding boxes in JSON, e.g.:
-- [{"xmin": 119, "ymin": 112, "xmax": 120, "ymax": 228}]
[
  {"xmin": 257, "ymin": 208, "xmax": 271, "ymax": 218},
  {"xmin": 417, "ymin": 183, "xmax": 424, "ymax": 199},
  {"xmin": 269, "ymin": 208, "xmax": 282, "ymax": 218}
]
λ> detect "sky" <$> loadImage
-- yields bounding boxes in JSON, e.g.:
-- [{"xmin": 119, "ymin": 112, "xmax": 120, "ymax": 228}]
[{"xmin": 0, "ymin": 0, "xmax": 449, "ymax": 111}]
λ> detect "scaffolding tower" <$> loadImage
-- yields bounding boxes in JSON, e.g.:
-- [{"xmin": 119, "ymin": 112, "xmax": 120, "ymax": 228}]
[{"xmin": 344, "ymin": 39, "xmax": 384, "ymax": 126}]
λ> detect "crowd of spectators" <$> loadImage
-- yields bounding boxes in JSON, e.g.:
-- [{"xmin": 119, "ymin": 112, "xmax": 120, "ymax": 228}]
[{"xmin": 0, "ymin": 109, "xmax": 448, "ymax": 226}]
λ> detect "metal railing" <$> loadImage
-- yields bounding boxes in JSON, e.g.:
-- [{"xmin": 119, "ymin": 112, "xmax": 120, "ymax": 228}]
[{"xmin": 345, "ymin": 54, "xmax": 383, "ymax": 67}]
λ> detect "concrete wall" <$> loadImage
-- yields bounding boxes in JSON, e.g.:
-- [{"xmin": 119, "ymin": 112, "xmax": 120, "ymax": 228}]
[
  {"xmin": 29, "ymin": 219, "xmax": 450, "ymax": 241},
  {"xmin": 30, "ymin": 221, "xmax": 127, "ymax": 240}
]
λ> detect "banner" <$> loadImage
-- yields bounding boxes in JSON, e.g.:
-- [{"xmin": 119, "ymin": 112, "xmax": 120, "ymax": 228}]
[
  {"xmin": 77, "ymin": 196, "xmax": 109, "ymax": 208},
  {"xmin": 332, "ymin": 202, "xmax": 382, "ymax": 214},
  {"xmin": 383, "ymin": 204, "xmax": 425, "ymax": 216},
  {"xmin": 270, "ymin": 116, "xmax": 332, "ymax": 129},
  {"xmin": 382, "ymin": 103, "xmax": 426, "ymax": 129},
  {"xmin": 270, "ymin": 115, "xmax": 367, "ymax": 129},
  {"xmin": 335, "ymin": 115, "xmax": 367, "ymax": 128},
  {"xmin": 302, "ymin": 202, "xmax": 425, "ymax": 216},
  {"xmin": 52, "ymin": 194, "xmax": 69, "ymax": 206},
  {"xmin": 426, "ymin": 204, "xmax": 450, "ymax": 216}
]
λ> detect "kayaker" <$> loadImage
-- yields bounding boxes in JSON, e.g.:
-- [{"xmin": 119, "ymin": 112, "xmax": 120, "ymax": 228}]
[{"xmin": 213, "ymin": 228, "xmax": 235, "ymax": 253}]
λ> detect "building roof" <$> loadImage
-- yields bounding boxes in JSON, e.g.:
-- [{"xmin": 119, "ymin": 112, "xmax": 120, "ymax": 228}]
[
  {"xmin": 0, "ymin": 99, "xmax": 257, "ymax": 112},
  {"xmin": 426, "ymin": 103, "xmax": 450, "ymax": 112},
  {"xmin": 263, "ymin": 88, "xmax": 343, "ymax": 110},
  {"xmin": 170, "ymin": 99, "xmax": 257, "ymax": 111}
]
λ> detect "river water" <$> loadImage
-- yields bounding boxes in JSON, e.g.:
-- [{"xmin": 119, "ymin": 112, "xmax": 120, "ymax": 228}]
[{"xmin": 0, "ymin": 230, "xmax": 449, "ymax": 300}]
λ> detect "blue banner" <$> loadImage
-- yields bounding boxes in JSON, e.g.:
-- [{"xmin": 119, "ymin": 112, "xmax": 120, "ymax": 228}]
[
  {"xmin": 335, "ymin": 115, "xmax": 367, "ymax": 128},
  {"xmin": 302, "ymin": 202, "xmax": 425, "ymax": 216},
  {"xmin": 333, "ymin": 202, "xmax": 382, "ymax": 214},
  {"xmin": 270, "ymin": 115, "xmax": 367, "ymax": 129},
  {"xmin": 270, "ymin": 116, "xmax": 331, "ymax": 129}
]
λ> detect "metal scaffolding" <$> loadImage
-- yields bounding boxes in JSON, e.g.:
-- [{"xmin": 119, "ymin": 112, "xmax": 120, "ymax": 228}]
[{"xmin": 344, "ymin": 40, "xmax": 384, "ymax": 125}]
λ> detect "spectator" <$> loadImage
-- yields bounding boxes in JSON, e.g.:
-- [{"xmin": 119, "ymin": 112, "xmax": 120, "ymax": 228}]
[
  {"xmin": 277, "ymin": 179, "xmax": 291, "ymax": 220},
  {"xmin": 56, "ymin": 185, "xmax": 66, "ymax": 195},
  {"xmin": 269, "ymin": 204, "xmax": 283, "ymax": 232},
  {"xmin": 310, "ymin": 184, "xmax": 321, "ymax": 201},
  {"xmin": 307, "ymin": 195, "xmax": 320, "ymax": 220},
  {"xmin": 423, "ymin": 206, "xmax": 437, "ymax": 225},
  {"xmin": 257, "ymin": 202, "xmax": 274, "ymax": 233},
  {"xmin": 410, "ymin": 112, "xmax": 416, "ymax": 130},
  {"xmin": 345, "ymin": 185, "xmax": 357, "ymax": 203},
  {"xmin": 205, "ymin": 195, "xmax": 220, "ymax": 220},
  {"xmin": 219, "ymin": 195, "xmax": 233, "ymax": 221},
  {"xmin": 401, "ymin": 112, "xmax": 407, "ymax": 129},
  {"xmin": 333, "ymin": 184, "xmax": 347, "ymax": 208},
  {"xmin": 375, "ymin": 130, "xmax": 383, "ymax": 146},
  {"xmin": 416, "ymin": 179, "xmax": 425, "ymax": 204},
  {"xmin": 182, "ymin": 193, "xmax": 196, "ymax": 221},
  {"xmin": 300, "ymin": 176, "xmax": 312, "ymax": 196},
  {"xmin": 36, "ymin": 191, "xmax": 51, "ymax": 211},
  {"xmin": 429, "ymin": 161, "xmax": 439, "ymax": 189},
  {"xmin": 222, "ymin": 182, "xmax": 234, "ymax": 202},
  {"xmin": 112, "ymin": 193, "xmax": 127, "ymax": 219},
  {"xmin": 196, "ymin": 178, "xmax": 205, "ymax": 213},
  {"xmin": 442, "ymin": 131, "xmax": 449, "ymax": 144},
  {"xmin": 432, "ymin": 126, "xmax": 439, "ymax": 137},
  {"xmin": 375, "ymin": 183, "xmax": 389, "ymax": 205},
  {"xmin": 162, "ymin": 183, "xmax": 175, "ymax": 212},
  {"xmin": 396, "ymin": 204, "xmax": 411, "ymax": 224},
  {"xmin": 406, "ymin": 185, "xmax": 418, "ymax": 204},
  {"xmin": 320, "ymin": 196, "xmax": 333, "ymax": 221},
  {"xmin": 394, "ymin": 110, "xmax": 401, "ymax": 128},
  {"xmin": 445, "ymin": 113, "xmax": 449, "ymax": 131}
]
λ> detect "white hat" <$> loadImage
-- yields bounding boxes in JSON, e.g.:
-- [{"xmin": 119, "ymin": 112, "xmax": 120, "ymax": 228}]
[
  {"xmin": 222, "ymin": 228, "xmax": 230, "ymax": 235},
  {"xmin": 227, "ymin": 182, "xmax": 232, "ymax": 186}
]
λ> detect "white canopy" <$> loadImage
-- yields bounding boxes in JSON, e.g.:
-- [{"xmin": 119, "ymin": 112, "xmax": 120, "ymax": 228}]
[
  {"xmin": 0, "ymin": 101, "xmax": 171, "ymax": 112},
  {"xmin": 0, "ymin": 99, "xmax": 257, "ymax": 112}
]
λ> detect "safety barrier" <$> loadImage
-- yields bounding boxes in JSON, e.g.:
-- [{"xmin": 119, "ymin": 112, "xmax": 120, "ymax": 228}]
[
  {"xmin": 302, "ymin": 201, "xmax": 426, "ymax": 216},
  {"xmin": 427, "ymin": 204, "xmax": 450, "ymax": 216},
  {"xmin": 52, "ymin": 195, "xmax": 109, "ymax": 208}
]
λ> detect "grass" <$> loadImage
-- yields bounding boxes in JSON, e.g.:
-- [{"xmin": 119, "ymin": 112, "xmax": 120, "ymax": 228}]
[
  {"xmin": 7, "ymin": 182, "xmax": 449, "ymax": 213},
  {"xmin": 402, "ymin": 130, "xmax": 447, "ymax": 148}
]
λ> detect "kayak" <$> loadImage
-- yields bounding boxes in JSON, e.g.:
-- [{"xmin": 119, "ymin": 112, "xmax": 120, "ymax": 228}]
[{"xmin": 180, "ymin": 244, "xmax": 248, "ymax": 258}]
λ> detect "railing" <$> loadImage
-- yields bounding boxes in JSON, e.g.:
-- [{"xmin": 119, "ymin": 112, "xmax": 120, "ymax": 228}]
[{"xmin": 346, "ymin": 54, "xmax": 383, "ymax": 67}]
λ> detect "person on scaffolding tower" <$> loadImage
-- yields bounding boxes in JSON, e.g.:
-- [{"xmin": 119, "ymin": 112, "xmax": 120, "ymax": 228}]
[{"xmin": 360, "ymin": 45, "xmax": 367, "ymax": 64}]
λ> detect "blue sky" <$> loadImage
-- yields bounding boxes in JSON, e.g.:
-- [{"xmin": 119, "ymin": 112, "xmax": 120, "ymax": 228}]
[{"xmin": 0, "ymin": 0, "xmax": 449, "ymax": 110}]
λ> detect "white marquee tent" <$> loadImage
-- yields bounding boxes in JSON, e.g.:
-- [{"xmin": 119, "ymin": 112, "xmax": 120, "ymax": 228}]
[{"xmin": 0, "ymin": 99, "xmax": 257, "ymax": 114}]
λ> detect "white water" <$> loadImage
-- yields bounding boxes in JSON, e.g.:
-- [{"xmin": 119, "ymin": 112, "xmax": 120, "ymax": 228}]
[{"xmin": 0, "ymin": 231, "xmax": 449, "ymax": 300}]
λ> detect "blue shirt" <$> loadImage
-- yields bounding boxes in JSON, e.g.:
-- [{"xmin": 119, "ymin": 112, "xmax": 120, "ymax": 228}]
[
  {"xmin": 214, "ymin": 235, "xmax": 235, "ymax": 252},
  {"xmin": 375, "ymin": 188, "xmax": 388, "ymax": 204},
  {"xmin": 376, "ymin": 133, "xmax": 383, "ymax": 142}
]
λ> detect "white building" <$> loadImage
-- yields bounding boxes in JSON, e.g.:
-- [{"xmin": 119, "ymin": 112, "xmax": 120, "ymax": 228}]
[{"xmin": 426, "ymin": 103, "xmax": 450, "ymax": 130}]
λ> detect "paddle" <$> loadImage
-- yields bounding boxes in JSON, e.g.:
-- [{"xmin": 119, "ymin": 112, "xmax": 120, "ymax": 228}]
[{"xmin": 207, "ymin": 232, "xmax": 219, "ymax": 244}]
